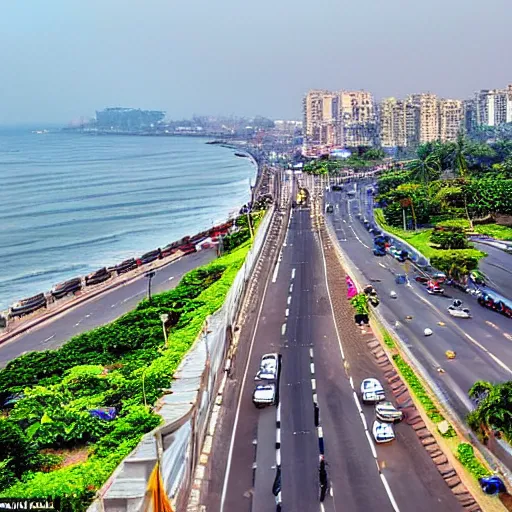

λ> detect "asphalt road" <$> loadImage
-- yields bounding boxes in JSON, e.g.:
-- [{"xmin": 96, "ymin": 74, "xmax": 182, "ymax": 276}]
[
  {"xmin": 0, "ymin": 250, "xmax": 216, "ymax": 367},
  {"xmin": 473, "ymin": 242, "xmax": 512, "ymax": 301},
  {"xmin": 326, "ymin": 183, "xmax": 512, "ymax": 427},
  {"xmin": 219, "ymin": 204, "xmax": 461, "ymax": 511}
]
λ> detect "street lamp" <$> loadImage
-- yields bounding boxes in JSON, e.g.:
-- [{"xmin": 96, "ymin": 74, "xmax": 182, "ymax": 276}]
[
  {"xmin": 160, "ymin": 313, "xmax": 169, "ymax": 349},
  {"xmin": 145, "ymin": 271, "xmax": 156, "ymax": 303}
]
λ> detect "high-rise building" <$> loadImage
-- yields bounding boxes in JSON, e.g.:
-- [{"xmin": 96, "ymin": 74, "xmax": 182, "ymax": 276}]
[
  {"xmin": 405, "ymin": 97, "xmax": 420, "ymax": 147},
  {"xmin": 439, "ymin": 99, "xmax": 463, "ymax": 142},
  {"xmin": 475, "ymin": 86, "xmax": 512, "ymax": 126},
  {"xmin": 340, "ymin": 90, "xmax": 377, "ymax": 147},
  {"xmin": 463, "ymin": 99, "xmax": 477, "ymax": 134},
  {"xmin": 411, "ymin": 93, "xmax": 439, "ymax": 143},
  {"xmin": 379, "ymin": 98, "xmax": 407, "ymax": 148},
  {"xmin": 303, "ymin": 90, "xmax": 342, "ymax": 146}
]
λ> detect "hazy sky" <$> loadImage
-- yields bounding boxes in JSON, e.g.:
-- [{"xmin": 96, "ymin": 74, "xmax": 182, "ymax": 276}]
[{"xmin": 0, "ymin": 0, "xmax": 510, "ymax": 124}]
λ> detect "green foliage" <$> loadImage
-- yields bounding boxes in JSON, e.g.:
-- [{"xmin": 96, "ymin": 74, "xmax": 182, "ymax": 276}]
[
  {"xmin": 430, "ymin": 224, "xmax": 469, "ymax": 250},
  {"xmin": 0, "ymin": 238, "xmax": 253, "ymax": 506},
  {"xmin": 430, "ymin": 249, "xmax": 486, "ymax": 280},
  {"xmin": 456, "ymin": 443, "xmax": 490, "ymax": 480},
  {"xmin": 377, "ymin": 170, "xmax": 413, "ymax": 195},
  {"xmin": 466, "ymin": 179, "xmax": 512, "ymax": 217},
  {"xmin": 473, "ymin": 223, "xmax": 512, "ymax": 240},
  {"xmin": 392, "ymin": 354, "xmax": 445, "ymax": 423},
  {"xmin": 350, "ymin": 293, "xmax": 369, "ymax": 315}
]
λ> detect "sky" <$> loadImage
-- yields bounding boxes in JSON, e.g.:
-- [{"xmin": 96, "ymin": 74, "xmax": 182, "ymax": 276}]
[{"xmin": 0, "ymin": 0, "xmax": 510, "ymax": 125}]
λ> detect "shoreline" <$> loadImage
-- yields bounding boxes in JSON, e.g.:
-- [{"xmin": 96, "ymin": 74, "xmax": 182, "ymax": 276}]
[{"xmin": 1, "ymin": 141, "xmax": 262, "ymax": 320}]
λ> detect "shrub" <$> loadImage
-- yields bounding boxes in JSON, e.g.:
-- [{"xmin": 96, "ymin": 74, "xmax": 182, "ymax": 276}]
[
  {"xmin": 456, "ymin": 443, "xmax": 490, "ymax": 479},
  {"xmin": 430, "ymin": 249, "xmax": 486, "ymax": 280}
]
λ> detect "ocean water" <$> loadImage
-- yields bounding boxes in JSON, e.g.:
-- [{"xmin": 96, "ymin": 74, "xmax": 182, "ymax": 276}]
[{"xmin": 0, "ymin": 128, "xmax": 256, "ymax": 310}]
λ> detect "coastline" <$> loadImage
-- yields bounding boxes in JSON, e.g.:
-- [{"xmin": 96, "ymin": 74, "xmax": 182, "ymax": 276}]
[{"xmin": 0, "ymin": 143, "xmax": 263, "ymax": 326}]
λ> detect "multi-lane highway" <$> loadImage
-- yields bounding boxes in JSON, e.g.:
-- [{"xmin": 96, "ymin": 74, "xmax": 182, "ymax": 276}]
[
  {"xmin": 324, "ymin": 180, "xmax": 512, "ymax": 429},
  {"xmin": 210, "ymin": 197, "xmax": 461, "ymax": 511},
  {"xmin": 473, "ymin": 241, "xmax": 512, "ymax": 301},
  {"xmin": 0, "ymin": 249, "xmax": 215, "ymax": 367}
]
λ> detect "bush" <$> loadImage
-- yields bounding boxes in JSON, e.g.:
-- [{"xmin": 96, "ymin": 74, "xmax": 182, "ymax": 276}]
[
  {"xmin": 430, "ymin": 223, "xmax": 469, "ymax": 249},
  {"xmin": 430, "ymin": 249, "xmax": 486, "ymax": 280},
  {"xmin": 456, "ymin": 443, "xmax": 490, "ymax": 480}
]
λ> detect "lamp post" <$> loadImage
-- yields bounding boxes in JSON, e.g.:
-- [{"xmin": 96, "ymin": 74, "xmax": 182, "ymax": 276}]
[
  {"xmin": 145, "ymin": 271, "xmax": 156, "ymax": 303},
  {"xmin": 160, "ymin": 313, "xmax": 169, "ymax": 349}
]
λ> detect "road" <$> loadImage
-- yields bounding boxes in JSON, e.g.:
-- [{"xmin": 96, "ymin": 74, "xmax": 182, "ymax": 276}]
[
  {"xmin": 0, "ymin": 250, "xmax": 215, "ymax": 367},
  {"xmin": 473, "ymin": 242, "xmax": 512, "ymax": 301},
  {"xmin": 216, "ymin": 203, "xmax": 461, "ymax": 511},
  {"xmin": 324, "ymin": 180, "xmax": 512, "ymax": 428}
]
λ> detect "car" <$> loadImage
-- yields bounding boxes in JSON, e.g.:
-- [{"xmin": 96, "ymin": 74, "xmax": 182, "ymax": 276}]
[
  {"xmin": 361, "ymin": 378, "xmax": 385, "ymax": 404},
  {"xmin": 255, "ymin": 353, "xmax": 279, "ymax": 381},
  {"xmin": 415, "ymin": 275, "xmax": 429, "ymax": 284},
  {"xmin": 325, "ymin": 204, "xmax": 334, "ymax": 213},
  {"xmin": 426, "ymin": 280, "xmax": 444, "ymax": 295},
  {"xmin": 447, "ymin": 306, "xmax": 471, "ymax": 318},
  {"xmin": 372, "ymin": 420, "xmax": 395, "ymax": 443},
  {"xmin": 252, "ymin": 383, "xmax": 277, "ymax": 408},
  {"xmin": 376, "ymin": 401, "xmax": 403, "ymax": 423}
]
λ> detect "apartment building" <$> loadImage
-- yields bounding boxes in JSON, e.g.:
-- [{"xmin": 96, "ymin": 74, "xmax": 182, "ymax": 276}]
[
  {"xmin": 303, "ymin": 90, "xmax": 342, "ymax": 146},
  {"xmin": 439, "ymin": 99, "xmax": 463, "ymax": 142},
  {"xmin": 379, "ymin": 98, "xmax": 407, "ymax": 147},
  {"xmin": 340, "ymin": 90, "xmax": 377, "ymax": 147},
  {"xmin": 476, "ymin": 86, "xmax": 512, "ymax": 126},
  {"xmin": 409, "ymin": 93, "xmax": 439, "ymax": 143}
]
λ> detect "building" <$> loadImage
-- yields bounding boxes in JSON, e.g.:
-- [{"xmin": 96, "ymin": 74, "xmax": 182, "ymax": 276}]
[
  {"xmin": 463, "ymin": 99, "xmax": 477, "ymax": 134},
  {"xmin": 379, "ymin": 98, "xmax": 407, "ymax": 148},
  {"xmin": 339, "ymin": 90, "xmax": 377, "ymax": 147},
  {"xmin": 410, "ymin": 93, "xmax": 439, "ymax": 143},
  {"xmin": 303, "ymin": 90, "xmax": 342, "ymax": 146},
  {"xmin": 404, "ymin": 97, "xmax": 420, "ymax": 147},
  {"xmin": 475, "ymin": 86, "xmax": 512, "ymax": 127},
  {"xmin": 95, "ymin": 108, "xmax": 166, "ymax": 131},
  {"xmin": 439, "ymin": 99, "xmax": 463, "ymax": 142}
]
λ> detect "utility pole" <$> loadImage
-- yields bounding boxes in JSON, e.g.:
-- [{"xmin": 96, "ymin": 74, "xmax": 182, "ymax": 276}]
[{"xmin": 145, "ymin": 271, "xmax": 156, "ymax": 303}]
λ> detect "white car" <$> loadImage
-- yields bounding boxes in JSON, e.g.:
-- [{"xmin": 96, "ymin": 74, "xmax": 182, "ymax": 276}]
[
  {"xmin": 255, "ymin": 353, "xmax": 279, "ymax": 381},
  {"xmin": 447, "ymin": 306, "xmax": 471, "ymax": 318},
  {"xmin": 372, "ymin": 420, "xmax": 395, "ymax": 443},
  {"xmin": 361, "ymin": 378, "xmax": 385, "ymax": 404},
  {"xmin": 252, "ymin": 383, "xmax": 277, "ymax": 408},
  {"xmin": 376, "ymin": 402, "xmax": 403, "ymax": 423}
]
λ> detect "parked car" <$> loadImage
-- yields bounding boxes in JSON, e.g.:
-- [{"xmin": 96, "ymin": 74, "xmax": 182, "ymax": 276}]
[
  {"xmin": 372, "ymin": 420, "xmax": 395, "ymax": 443},
  {"xmin": 447, "ymin": 305, "xmax": 471, "ymax": 318},
  {"xmin": 375, "ymin": 402, "xmax": 403, "ymax": 423},
  {"xmin": 255, "ymin": 353, "xmax": 279, "ymax": 381},
  {"xmin": 252, "ymin": 383, "xmax": 277, "ymax": 408},
  {"xmin": 51, "ymin": 277, "xmax": 82, "ymax": 300},
  {"xmin": 361, "ymin": 378, "xmax": 385, "ymax": 404}
]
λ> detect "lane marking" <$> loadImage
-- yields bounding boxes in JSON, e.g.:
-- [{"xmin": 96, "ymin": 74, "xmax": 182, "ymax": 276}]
[
  {"xmin": 219, "ymin": 228, "xmax": 283, "ymax": 512},
  {"xmin": 43, "ymin": 334, "xmax": 55, "ymax": 343},
  {"xmin": 310, "ymin": 362, "xmax": 315, "ymax": 374},
  {"xmin": 380, "ymin": 474, "xmax": 401, "ymax": 512},
  {"xmin": 168, "ymin": 276, "xmax": 174, "ymax": 281},
  {"xmin": 291, "ymin": 268, "xmax": 296, "ymax": 279},
  {"xmin": 287, "ymin": 296, "xmax": 292, "ymax": 305},
  {"xmin": 310, "ymin": 348, "xmax": 314, "ymax": 358},
  {"xmin": 349, "ymin": 376, "xmax": 354, "ymax": 389},
  {"xmin": 365, "ymin": 430, "xmax": 378, "ymax": 458},
  {"xmin": 285, "ymin": 308, "xmax": 289, "ymax": 317},
  {"xmin": 360, "ymin": 411, "xmax": 368, "ymax": 430},
  {"xmin": 289, "ymin": 284, "xmax": 293, "ymax": 293},
  {"xmin": 353, "ymin": 392, "xmax": 363, "ymax": 413},
  {"xmin": 272, "ymin": 261, "xmax": 281, "ymax": 283},
  {"xmin": 379, "ymin": 263, "xmax": 386, "ymax": 268},
  {"xmin": 281, "ymin": 323, "xmax": 287, "ymax": 336},
  {"xmin": 311, "ymin": 378, "xmax": 316, "ymax": 391}
]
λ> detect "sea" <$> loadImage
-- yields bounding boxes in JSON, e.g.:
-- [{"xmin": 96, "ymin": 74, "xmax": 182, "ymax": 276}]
[{"xmin": 0, "ymin": 127, "xmax": 256, "ymax": 311}]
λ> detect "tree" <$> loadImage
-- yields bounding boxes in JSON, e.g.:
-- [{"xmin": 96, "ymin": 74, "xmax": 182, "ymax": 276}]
[
  {"xmin": 429, "ymin": 224, "xmax": 468, "ymax": 249},
  {"xmin": 453, "ymin": 131, "xmax": 469, "ymax": 177},
  {"xmin": 407, "ymin": 153, "xmax": 441, "ymax": 189},
  {"xmin": 430, "ymin": 249, "xmax": 484, "ymax": 281}
]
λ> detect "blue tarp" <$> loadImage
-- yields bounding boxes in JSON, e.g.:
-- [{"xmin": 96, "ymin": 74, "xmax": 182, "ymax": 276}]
[{"xmin": 89, "ymin": 407, "xmax": 117, "ymax": 421}]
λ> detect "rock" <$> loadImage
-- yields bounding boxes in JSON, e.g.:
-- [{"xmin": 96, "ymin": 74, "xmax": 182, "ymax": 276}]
[
  {"xmin": 437, "ymin": 420, "xmax": 452, "ymax": 436},
  {"xmin": 437, "ymin": 462, "xmax": 455, "ymax": 476},
  {"xmin": 444, "ymin": 475, "xmax": 461, "ymax": 488},
  {"xmin": 421, "ymin": 436, "xmax": 437, "ymax": 447},
  {"xmin": 432, "ymin": 454, "xmax": 448, "ymax": 465},
  {"xmin": 412, "ymin": 421, "xmax": 426, "ymax": 431}
]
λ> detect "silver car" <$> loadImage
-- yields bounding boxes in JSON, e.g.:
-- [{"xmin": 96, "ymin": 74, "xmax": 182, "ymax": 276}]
[
  {"xmin": 375, "ymin": 401, "xmax": 403, "ymax": 423},
  {"xmin": 372, "ymin": 420, "xmax": 395, "ymax": 444},
  {"xmin": 361, "ymin": 378, "xmax": 385, "ymax": 404},
  {"xmin": 252, "ymin": 383, "xmax": 277, "ymax": 408},
  {"xmin": 255, "ymin": 353, "xmax": 279, "ymax": 381}
]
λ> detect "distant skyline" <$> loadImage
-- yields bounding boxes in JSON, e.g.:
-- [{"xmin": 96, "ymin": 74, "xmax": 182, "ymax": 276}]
[{"xmin": 0, "ymin": 0, "xmax": 510, "ymax": 125}]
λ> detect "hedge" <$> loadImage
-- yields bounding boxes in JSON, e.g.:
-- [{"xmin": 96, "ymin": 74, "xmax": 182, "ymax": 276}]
[
  {"xmin": 0, "ymin": 221, "xmax": 256, "ymax": 509},
  {"xmin": 456, "ymin": 443, "xmax": 490, "ymax": 480}
]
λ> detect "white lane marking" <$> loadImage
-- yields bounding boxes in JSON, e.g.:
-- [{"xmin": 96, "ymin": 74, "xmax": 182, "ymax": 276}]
[
  {"xmin": 281, "ymin": 323, "xmax": 287, "ymax": 336},
  {"xmin": 276, "ymin": 449, "xmax": 281, "ymax": 466},
  {"xmin": 285, "ymin": 308, "xmax": 289, "ymax": 317},
  {"xmin": 313, "ymin": 393, "xmax": 318, "ymax": 404},
  {"xmin": 353, "ymin": 392, "xmax": 362, "ymax": 413},
  {"xmin": 309, "ymin": 348, "xmax": 314, "ymax": 358},
  {"xmin": 360, "ymin": 411, "xmax": 368, "ymax": 430},
  {"xmin": 320, "ymin": 504, "xmax": 326, "ymax": 512},
  {"xmin": 168, "ymin": 276, "xmax": 174, "ymax": 281},
  {"xmin": 291, "ymin": 268, "xmax": 296, "ymax": 279},
  {"xmin": 349, "ymin": 225, "xmax": 370, "ymax": 249},
  {"xmin": 277, "ymin": 402, "xmax": 281, "ymax": 423},
  {"xmin": 317, "ymin": 426, "xmax": 323, "ymax": 438},
  {"xmin": 85, "ymin": 314, "xmax": 91, "ymax": 318},
  {"xmin": 349, "ymin": 376, "xmax": 354, "ymax": 389},
  {"xmin": 365, "ymin": 430, "xmax": 378, "ymax": 459},
  {"xmin": 272, "ymin": 261, "xmax": 281, "ymax": 283},
  {"xmin": 43, "ymin": 334, "xmax": 55, "ymax": 343},
  {"xmin": 380, "ymin": 474, "xmax": 401, "ymax": 512},
  {"xmin": 75, "ymin": 322, "xmax": 81, "ymax": 327},
  {"xmin": 311, "ymin": 378, "xmax": 316, "ymax": 391},
  {"xmin": 379, "ymin": 263, "xmax": 386, "ymax": 268},
  {"xmin": 276, "ymin": 428, "xmax": 281, "ymax": 444},
  {"xmin": 287, "ymin": 296, "xmax": 292, "ymax": 305},
  {"xmin": 289, "ymin": 284, "xmax": 293, "ymax": 293},
  {"xmin": 310, "ymin": 362, "xmax": 315, "ymax": 374},
  {"xmin": 220, "ymin": 238, "xmax": 278, "ymax": 512}
]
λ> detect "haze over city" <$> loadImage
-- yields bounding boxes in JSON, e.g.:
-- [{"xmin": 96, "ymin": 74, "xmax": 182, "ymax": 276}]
[{"xmin": 0, "ymin": 0, "xmax": 510, "ymax": 125}]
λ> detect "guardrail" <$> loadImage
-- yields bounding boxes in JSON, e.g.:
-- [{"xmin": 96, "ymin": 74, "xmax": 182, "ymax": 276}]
[{"xmin": 87, "ymin": 205, "xmax": 275, "ymax": 512}]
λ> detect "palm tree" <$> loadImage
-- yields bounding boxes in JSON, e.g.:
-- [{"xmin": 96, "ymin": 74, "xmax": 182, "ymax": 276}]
[
  {"xmin": 407, "ymin": 153, "xmax": 441, "ymax": 191},
  {"xmin": 453, "ymin": 131, "xmax": 469, "ymax": 177}
]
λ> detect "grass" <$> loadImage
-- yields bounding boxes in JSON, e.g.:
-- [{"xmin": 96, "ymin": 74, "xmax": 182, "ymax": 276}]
[
  {"xmin": 374, "ymin": 208, "xmax": 435, "ymax": 258},
  {"xmin": 473, "ymin": 224, "xmax": 512, "ymax": 241}
]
